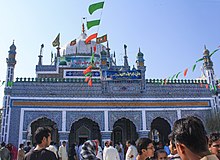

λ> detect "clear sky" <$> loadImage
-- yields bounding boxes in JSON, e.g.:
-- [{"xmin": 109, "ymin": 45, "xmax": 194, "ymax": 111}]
[{"xmin": 0, "ymin": 0, "xmax": 220, "ymax": 107}]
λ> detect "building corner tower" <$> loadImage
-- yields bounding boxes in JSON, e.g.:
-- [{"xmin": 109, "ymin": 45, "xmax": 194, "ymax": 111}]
[{"xmin": 1, "ymin": 41, "xmax": 17, "ymax": 143}]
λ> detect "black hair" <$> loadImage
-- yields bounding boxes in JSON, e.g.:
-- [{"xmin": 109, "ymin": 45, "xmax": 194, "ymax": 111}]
[
  {"xmin": 136, "ymin": 137, "xmax": 152, "ymax": 155},
  {"xmin": 34, "ymin": 127, "xmax": 51, "ymax": 144},
  {"xmin": 155, "ymin": 149, "xmax": 167, "ymax": 159},
  {"xmin": 172, "ymin": 116, "xmax": 208, "ymax": 154},
  {"xmin": 1, "ymin": 142, "xmax": 5, "ymax": 147},
  {"xmin": 19, "ymin": 143, "xmax": 24, "ymax": 148},
  {"xmin": 208, "ymin": 132, "xmax": 220, "ymax": 147}
]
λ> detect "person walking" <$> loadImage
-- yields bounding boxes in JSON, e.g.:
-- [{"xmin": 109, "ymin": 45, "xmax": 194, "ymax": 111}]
[
  {"xmin": 103, "ymin": 141, "xmax": 119, "ymax": 160},
  {"xmin": 125, "ymin": 140, "xmax": 138, "ymax": 160},
  {"xmin": 58, "ymin": 141, "xmax": 68, "ymax": 160},
  {"xmin": 0, "ymin": 142, "xmax": 11, "ymax": 160},
  {"xmin": 17, "ymin": 144, "xmax": 25, "ymax": 160}
]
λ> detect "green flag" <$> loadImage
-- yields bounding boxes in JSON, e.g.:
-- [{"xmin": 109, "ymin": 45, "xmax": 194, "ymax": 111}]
[
  {"xmin": 52, "ymin": 33, "xmax": 60, "ymax": 47},
  {"xmin": 88, "ymin": 2, "xmax": 104, "ymax": 15},
  {"xmin": 175, "ymin": 72, "xmax": 181, "ymax": 79},
  {"xmin": 192, "ymin": 64, "xmax": 196, "ymax": 72},
  {"xmin": 196, "ymin": 57, "xmax": 203, "ymax": 63},
  {"xmin": 209, "ymin": 48, "xmax": 219, "ymax": 57},
  {"xmin": 7, "ymin": 81, "xmax": 13, "ymax": 87},
  {"xmin": 171, "ymin": 74, "xmax": 176, "ymax": 80},
  {"xmin": 87, "ymin": 20, "xmax": 101, "ymax": 30}
]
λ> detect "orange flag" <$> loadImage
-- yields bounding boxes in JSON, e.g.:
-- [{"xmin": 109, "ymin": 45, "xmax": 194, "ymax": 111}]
[
  {"xmin": 83, "ymin": 65, "xmax": 93, "ymax": 75},
  {"xmin": 184, "ymin": 68, "xmax": 188, "ymax": 77},
  {"xmin": 85, "ymin": 33, "xmax": 98, "ymax": 44},
  {"xmin": 88, "ymin": 78, "xmax": 93, "ymax": 87},
  {"xmin": 85, "ymin": 77, "xmax": 90, "ymax": 82},
  {"xmin": 205, "ymin": 84, "xmax": 209, "ymax": 89}
]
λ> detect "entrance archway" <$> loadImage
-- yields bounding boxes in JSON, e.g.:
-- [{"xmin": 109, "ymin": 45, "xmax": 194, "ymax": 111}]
[
  {"xmin": 111, "ymin": 118, "xmax": 138, "ymax": 146},
  {"xmin": 69, "ymin": 118, "xmax": 101, "ymax": 147},
  {"xmin": 150, "ymin": 117, "xmax": 171, "ymax": 144},
  {"xmin": 30, "ymin": 117, "xmax": 59, "ymax": 145}
]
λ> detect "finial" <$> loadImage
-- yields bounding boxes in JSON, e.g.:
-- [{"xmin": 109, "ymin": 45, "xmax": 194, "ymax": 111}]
[
  {"xmin": 107, "ymin": 41, "xmax": 109, "ymax": 48},
  {"xmin": 204, "ymin": 45, "xmax": 206, "ymax": 50},
  {"xmin": 139, "ymin": 47, "xmax": 141, "ymax": 53},
  {"xmin": 82, "ymin": 23, "xmax": 85, "ymax": 33},
  {"xmin": 124, "ymin": 44, "xmax": 127, "ymax": 56},
  {"xmin": 13, "ymin": 40, "xmax": 15, "ymax": 44}
]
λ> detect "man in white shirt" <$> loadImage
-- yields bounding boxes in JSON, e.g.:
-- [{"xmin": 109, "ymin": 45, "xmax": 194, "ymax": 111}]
[
  {"xmin": 125, "ymin": 140, "xmax": 138, "ymax": 160},
  {"xmin": 58, "ymin": 141, "xmax": 68, "ymax": 160},
  {"xmin": 103, "ymin": 141, "xmax": 119, "ymax": 160}
]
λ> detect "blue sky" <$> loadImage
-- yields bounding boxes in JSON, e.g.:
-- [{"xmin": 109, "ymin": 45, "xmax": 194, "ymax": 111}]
[{"xmin": 0, "ymin": 0, "xmax": 220, "ymax": 106}]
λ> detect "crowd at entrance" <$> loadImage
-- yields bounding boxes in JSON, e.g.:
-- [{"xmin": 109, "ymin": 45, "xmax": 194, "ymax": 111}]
[{"xmin": 1, "ymin": 116, "xmax": 220, "ymax": 160}]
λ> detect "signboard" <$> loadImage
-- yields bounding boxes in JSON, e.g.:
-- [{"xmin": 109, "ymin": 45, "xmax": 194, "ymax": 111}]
[
  {"xmin": 64, "ymin": 70, "xmax": 100, "ymax": 78},
  {"xmin": 103, "ymin": 70, "xmax": 142, "ymax": 80},
  {"xmin": 59, "ymin": 56, "xmax": 100, "ymax": 68}
]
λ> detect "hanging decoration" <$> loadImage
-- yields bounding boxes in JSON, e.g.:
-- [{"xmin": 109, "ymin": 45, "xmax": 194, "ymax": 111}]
[
  {"xmin": 83, "ymin": 46, "xmax": 96, "ymax": 87},
  {"xmin": 160, "ymin": 46, "xmax": 220, "ymax": 91}
]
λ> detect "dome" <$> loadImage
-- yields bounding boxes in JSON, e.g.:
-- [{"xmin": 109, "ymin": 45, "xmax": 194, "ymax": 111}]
[
  {"xmin": 137, "ymin": 48, "xmax": 143, "ymax": 57},
  {"xmin": 64, "ymin": 32, "xmax": 107, "ymax": 55},
  {"xmin": 9, "ymin": 41, "xmax": 17, "ymax": 54}
]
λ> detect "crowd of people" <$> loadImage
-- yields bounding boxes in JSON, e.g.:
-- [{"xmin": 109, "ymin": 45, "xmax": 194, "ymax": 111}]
[{"xmin": 0, "ymin": 116, "xmax": 220, "ymax": 160}]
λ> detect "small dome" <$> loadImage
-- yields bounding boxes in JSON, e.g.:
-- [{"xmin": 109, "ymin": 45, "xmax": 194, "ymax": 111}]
[
  {"xmin": 64, "ymin": 33, "xmax": 106, "ymax": 55},
  {"xmin": 137, "ymin": 48, "xmax": 143, "ymax": 57},
  {"xmin": 9, "ymin": 41, "xmax": 16, "ymax": 54}
]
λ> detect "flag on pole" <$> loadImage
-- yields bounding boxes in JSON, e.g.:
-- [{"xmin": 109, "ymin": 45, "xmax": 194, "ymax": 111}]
[
  {"xmin": 85, "ymin": 33, "xmax": 98, "ymax": 44},
  {"xmin": 52, "ymin": 33, "xmax": 60, "ymax": 47},
  {"xmin": 96, "ymin": 34, "xmax": 107, "ymax": 44},
  {"xmin": 88, "ymin": 2, "xmax": 104, "ymax": 15},
  {"xmin": 192, "ymin": 64, "xmax": 196, "ymax": 72},
  {"xmin": 183, "ymin": 68, "xmax": 188, "ymax": 77},
  {"xmin": 70, "ymin": 39, "xmax": 76, "ymax": 46},
  {"xmin": 87, "ymin": 20, "xmax": 101, "ymax": 30}
]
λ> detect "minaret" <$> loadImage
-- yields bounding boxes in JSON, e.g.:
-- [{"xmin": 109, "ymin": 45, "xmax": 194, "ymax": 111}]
[
  {"xmin": 136, "ymin": 48, "xmax": 146, "ymax": 91},
  {"xmin": 1, "ymin": 41, "xmax": 17, "ymax": 143},
  {"xmin": 203, "ymin": 46, "xmax": 219, "ymax": 114},
  {"xmin": 123, "ymin": 44, "xmax": 129, "ymax": 67},
  {"xmin": 38, "ymin": 44, "xmax": 44, "ymax": 65},
  {"xmin": 106, "ymin": 41, "xmax": 111, "ymax": 68},
  {"xmin": 203, "ymin": 46, "xmax": 216, "ymax": 93}
]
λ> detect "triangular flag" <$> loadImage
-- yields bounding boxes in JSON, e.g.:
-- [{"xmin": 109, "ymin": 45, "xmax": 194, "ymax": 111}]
[
  {"xmin": 209, "ymin": 48, "xmax": 219, "ymax": 57},
  {"xmin": 200, "ymin": 83, "xmax": 203, "ymax": 87},
  {"xmin": 171, "ymin": 74, "xmax": 176, "ymax": 80},
  {"xmin": 91, "ymin": 53, "xmax": 95, "ymax": 65},
  {"xmin": 88, "ymin": 78, "xmax": 93, "ymax": 87},
  {"xmin": 85, "ymin": 77, "xmax": 90, "ymax": 83},
  {"xmin": 93, "ymin": 45, "xmax": 96, "ymax": 52},
  {"xmin": 85, "ymin": 33, "xmax": 98, "ymax": 44},
  {"xmin": 192, "ymin": 64, "xmax": 196, "ymax": 72},
  {"xmin": 87, "ymin": 20, "xmax": 101, "ymax": 30},
  {"xmin": 88, "ymin": 2, "xmax": 104, "ymax": 15},
  {"xmin": 196, "ymin": 57, "xmax": 203, "ymax": 63},
  {"xmin": 183, "ymin": 68, "xmax": 188, "ymax": 77},
  {"xmin": 175, "ymin": 72, "xmax": 181, "ymax": 79},
  {"xmin": 52, "ymin": 33, "xmax": 60, "ymax": 47},
  {"xmin": 205, "ymin": 84, "xmax": 209, "ymax": 89},
  {"xmin": 83, "ymin": 66, "xmax": 92, "ymax": 75}
]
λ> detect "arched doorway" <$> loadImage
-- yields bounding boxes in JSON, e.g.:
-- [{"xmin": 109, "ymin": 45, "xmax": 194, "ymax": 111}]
[
  {"xmin": 30, "ymin": 117, "xmax": 59, "ymax": 145},
  {"xmin": 69, "ymin": 118, "xmax": 101, "ymax": 147},
  {"xmin": 150, "ymin": 117, "xmax": 171, "ymax": 145},
  {"xmin": 111, "ymin": 118, "xmax": 138, "ymax": 146}
]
